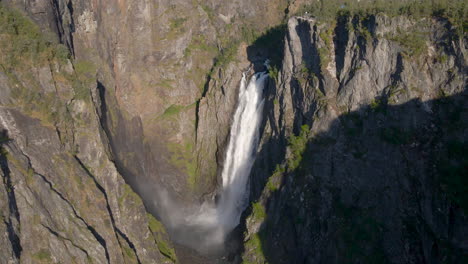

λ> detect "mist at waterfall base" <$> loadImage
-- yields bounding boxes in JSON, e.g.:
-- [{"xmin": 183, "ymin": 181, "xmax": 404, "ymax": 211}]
[{"xmin": 154, "ymin": 71, "xmax": 268, "ymax": 254}]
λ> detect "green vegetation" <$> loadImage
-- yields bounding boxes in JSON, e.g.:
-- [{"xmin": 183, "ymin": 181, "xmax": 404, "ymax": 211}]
[
  {"xmin": 243, "ymin": 232, "xmax": 267, "ymax": 264},
  {"xmin": 213, "ymin": 43, "xmax": 238, "ymax": 71},
  {"xmin": 32, "ymin": 249, "xmax": 52, "ymax": 262},
  {"xmin": 162, "ymin": 104, "xmax": 184, "ymax": 118},
  {"xmin": 268, "ymin": 65, "xmax": 279, "ymax": 81},
  {"xmin": 148, "ymin": 213, "xmax": 165, "ymax": 234},
  {"xmin": 118, "ymin": 184, "xmax": 141, "ymax": 208},
  {"xmin": 166, "ymin": 141, "xmax": 197, "ymax": 189},
  {"xmin": 0, "ymin": 3, "xmax": 96, "ymax": 129},
  {"xmin": 266, "ymin": 176, "xmax": 278, "ymax": 192},
  {"xmin": 319, "ymin": 26, "xmax": 334, "ymax": 47},
  {"xmin": 71, "ymin": 60, "xmax": 97, "ymax": 101},
  {"xmin": 122, "ymin": 244, "xmax": 137, "ymax": 260},
  {"xmin": 0, "ymin": 4, "xmax": 57, "ymax": 67},
  {"xmin": 297, "ymin": 0, "xmax": 467, "ymax": 23},
  {"xmin": 147, "ymin": 214, "xmax": 177, "ymax": 263},
  {"xmin": 266, "ymin": 165, "xmax": 285, "ymax": 192},
  {"xmin": 387, "ymin": 29, "xmax": 428, "ymax": 57},
  {"xmin": 369, "ymin": 98, "xmax": 383, "ymax": 111},
  {"xmin": 199, "ymin": 3, "xmax": 215, "ymax": 22},
  {"xmin": 184, "ymin": 35, "xmax": 214, "ymax": 57},
  {"xmin": 170, "ymin": 17, "xmax": 187, "ymax": 30},
  {"xmin": 287, "ymin": 125, "xmax": 310, "ymax": 170},
  {"xmin": 252, "ymin": 202, "xmax": 266, "ymax": 221}
]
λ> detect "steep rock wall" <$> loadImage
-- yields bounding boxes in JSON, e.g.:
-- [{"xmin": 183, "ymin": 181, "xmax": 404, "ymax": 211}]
[
  {"xmin": 0, "ymin": 4, "xmax": 175, "ymax": 263},
  {"xmin": 243, "ymin": 14, "xmax": 467, "ymax": 264}
]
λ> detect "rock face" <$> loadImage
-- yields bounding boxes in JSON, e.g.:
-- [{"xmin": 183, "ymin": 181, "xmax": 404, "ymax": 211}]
[
  {"xmin": 0, "ymin": 0, "xmax": 467, "ymax": 263},
  {"xmin": 243, "ymin": 14, "xmax": 467, "ymax": 264},
  {"xmin": 1, "ymin": 0, "xmax": 294, "ymax": 210},
  {"xmin": 0, "ymin": 4, "xmax": 174, "ymax": 263}
]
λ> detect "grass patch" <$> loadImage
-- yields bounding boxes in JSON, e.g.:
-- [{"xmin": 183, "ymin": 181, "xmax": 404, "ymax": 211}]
[
  {"xmin": 146, "ymin": 214, "xmax": 177, "ymax": 263},
  {"xmin": 184, "ymin": 35, "xmax": 214, "ymax": 57},
  {"xmin": 32, "ymin": 249, "xmax": 52, "ymax": 262},
  {"xmin": 244, "ymin": 233, "xmax": 266, "ymax": 263},
  {"xmin": 162, "ymin": 104, "xmax": 184, "ymax": 118},
  {"xmin": 166, "ymin": 141, "xmax": 197, "ymax": 189},
  {"xmin": 318, "ymin": 47, "xmax": 330, "ymax": 69},
  {"xmin": 200, "ymin": 3, "xmax": 215, "ymax": 22},
  {"xmin": 147, "ymin": 213, "xmax": 165, "ymax": 234},
  {"xmin": 252, "ymin": 202, "xmax": 266, "ymax": 221},
  {"xmin": 122, "ymin": 244, "xmax": 136, "ymax": 260},
  {"xmin": 213, "ymin": 43, "xmax": 238, "ymax": 71},
  {"xmin": 287, "ymin": 124, "xmax": 310, "ymax": 170},
  {"xmin": 266, "ymin": 164, "xmax": 285, "ymax": 192},
  {"xmin": 169, "ymin": 17, "xmax": 187, "ymax": 31}
]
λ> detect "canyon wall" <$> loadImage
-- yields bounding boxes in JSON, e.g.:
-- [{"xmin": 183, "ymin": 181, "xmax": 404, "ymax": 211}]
[
  {"xmin": 243, "ymin": 14, "xmax": 467, "ymax": 264},
  {"xmin": 0, "ymin": 0, "xmax": 466, "ymax": 263}
]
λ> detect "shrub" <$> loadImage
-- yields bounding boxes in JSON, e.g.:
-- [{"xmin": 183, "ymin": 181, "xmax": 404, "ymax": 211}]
[
  {"xmin": 252, "ymin": 202, "xmax": 266, "ymax": 221},
  {"xmin": 388, "ymin": 29, "xmax": 428, "ymax": 57},
  {"xmin": 296, "ymin": 0, "xmax": 466, "ymax": 20},
  {"xmin": 287, "ymin": 124, "xmax": 310, "ymax": 169},
  {"xmin": 268, "ymin": 65, "xmax": 279, "ymax": 80},
  {"xmin": 169, "ymin": 17, "xmax": 187, "ymax": 31}
]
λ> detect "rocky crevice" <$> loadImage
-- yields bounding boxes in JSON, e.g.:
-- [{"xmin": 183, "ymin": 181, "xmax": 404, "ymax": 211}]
[
  {"xmin": 14, "ymin": 147, "xmax": 112, "ymax": 263},
  {"xmin": 0, "ymin": 144, "xmax": 22, "ymax": 260},
  {"xmin": 74, "ymin": 155, "xmax": 142, "ymax": 264},
  {"xmin": 41, "ymin": 223, "xmax": 91, "ymax": 259}
]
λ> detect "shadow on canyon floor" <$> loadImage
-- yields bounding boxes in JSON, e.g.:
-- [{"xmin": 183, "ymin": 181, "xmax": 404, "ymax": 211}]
[{"xmin": 242, "ymin": 90, "xmax": 467, "ymax": 264}]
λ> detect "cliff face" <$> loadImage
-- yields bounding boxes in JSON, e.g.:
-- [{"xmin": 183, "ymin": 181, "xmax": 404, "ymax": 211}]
[
  {"xmin": 3, "ymin": 0, "xmax": 294, "ymax": 208},
  {"xmin": 0, "ymin": 4, "xmax": 175, "ymax": 263},
  {"xmin": 0, "ymin": 0, "xmax": 467, "ymax": 263},
  {"xmin": 243, "ymin": 14, "xmax": 467, "ymax": 264}
]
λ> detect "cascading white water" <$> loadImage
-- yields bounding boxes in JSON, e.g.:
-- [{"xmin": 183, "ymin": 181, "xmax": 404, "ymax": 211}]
[
  {"xmin": 217, "ymin": 70, "xmax": 268, "ymax": 231},
  {"xmin": 163, "ymin": 71, "xmax": 269, "ymax": 253}
]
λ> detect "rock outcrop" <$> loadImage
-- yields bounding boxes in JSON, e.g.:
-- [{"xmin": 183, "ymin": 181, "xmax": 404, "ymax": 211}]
[
  {"xmin": 0, "ymin": 4, "xmax": 175, "ymax": 263},
  {"xmin": 242, "ymin": 14, "xmax": 467, "ymax": 264}
]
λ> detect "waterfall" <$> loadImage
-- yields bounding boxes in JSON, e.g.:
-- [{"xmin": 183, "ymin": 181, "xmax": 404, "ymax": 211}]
[
  {"xmin": 166, "ymin": 71, "xmax": 268, "ymax": 253},
  {"xmin": 217, "ymin": 71, "xmax": 268, "ymax": 230}
]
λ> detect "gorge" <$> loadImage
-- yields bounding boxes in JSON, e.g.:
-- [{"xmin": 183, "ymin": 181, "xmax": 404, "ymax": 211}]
[{"xmin": 0, "ymin": 0, "xmax": 467, "ymax": 263}]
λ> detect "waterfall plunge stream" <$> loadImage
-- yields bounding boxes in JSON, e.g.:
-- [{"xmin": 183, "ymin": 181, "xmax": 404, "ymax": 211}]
[{"xmin": 165, "ymin": 71, "xmax": 268, "ymax": 254}]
